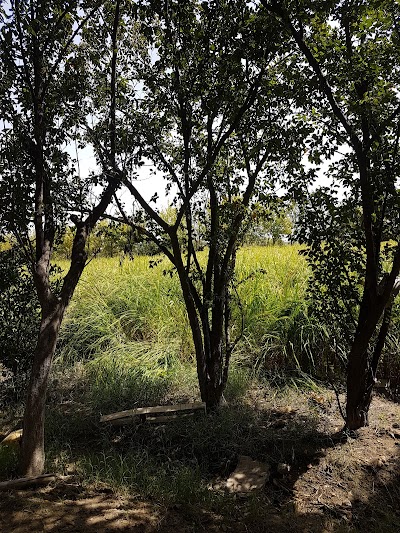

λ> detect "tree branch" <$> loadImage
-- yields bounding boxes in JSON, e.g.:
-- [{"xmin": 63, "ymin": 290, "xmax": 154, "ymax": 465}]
[{"xmin": 262, "ymin": 0, "xmax": 361, "ymax": 151}]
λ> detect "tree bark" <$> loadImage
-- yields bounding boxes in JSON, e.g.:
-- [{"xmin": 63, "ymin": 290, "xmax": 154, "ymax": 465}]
[
  {"xmin": 346, "ymin": 279, "xmax": 400, "ymax": 429},
  {"xmin": 20, "ymin": 302, "xmax": 65, "ymax": 477},
  {"xmin": 346, "ymin": 341, "xmax": 371, "ymax": 429}
]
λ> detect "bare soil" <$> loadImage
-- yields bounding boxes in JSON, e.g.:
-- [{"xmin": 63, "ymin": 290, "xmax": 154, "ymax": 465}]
[{"xmin": 1, "ymin": 391, "xmax": 399, "ymax": 532}]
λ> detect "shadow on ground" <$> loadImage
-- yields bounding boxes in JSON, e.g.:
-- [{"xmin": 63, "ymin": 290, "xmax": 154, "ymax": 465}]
[{"xmin": 1, "ymin": 391, "xmax": 399, "ymax": 532}]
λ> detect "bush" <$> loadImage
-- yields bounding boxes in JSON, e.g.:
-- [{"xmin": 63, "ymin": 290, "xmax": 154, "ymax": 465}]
[{"xmin": 0, "ymin": 246, "xmax": 40, "ymax": 400}]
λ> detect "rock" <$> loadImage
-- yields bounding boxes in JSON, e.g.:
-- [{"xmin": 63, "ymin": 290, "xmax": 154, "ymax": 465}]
[
  {"xmin": 66, "ymin": 463, "xmax": 78, "ymax": 475},
  {"xmin": 226, "ymin": 456, "xmax": 270, "ymax": 493},
  {"xmin": 392, "ymin": 423, "xmax": 400, "ymax": 429}
]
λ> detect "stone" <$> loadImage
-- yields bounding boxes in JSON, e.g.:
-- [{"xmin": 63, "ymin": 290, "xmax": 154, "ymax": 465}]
[{"xmin": 226, "ymin": 456, "xmax": 270, "ymax": 493}]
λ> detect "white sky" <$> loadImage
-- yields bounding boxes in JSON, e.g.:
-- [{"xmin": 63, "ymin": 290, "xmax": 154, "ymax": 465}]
[{"xmin": 67, "ymin": 143, "xmax": 176, "ymax": 215}]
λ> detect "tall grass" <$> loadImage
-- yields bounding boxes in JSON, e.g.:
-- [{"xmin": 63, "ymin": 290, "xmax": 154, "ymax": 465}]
[
  {"xmin": 58, "ymin": 246, "xmax": 320, "ymax": 374},
  {"xmin": 53, "ymin": 244, "xmax": 334, "ymax": 415},
  {"xmin": 234, "ymin": 245, "xmax": 329, "ymax": 374},
  {"xmin": 56, "ymin": 255, "xmax": 197, "ymax": 411},
  {"xmin": 58, "ymin": 256, "xmax": 191, "ymax": 365}
]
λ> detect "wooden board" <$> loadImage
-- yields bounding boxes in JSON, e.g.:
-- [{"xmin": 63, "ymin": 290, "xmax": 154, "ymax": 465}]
[
  {"xmin": 100, "ymin": 402, "xmax": 206, "ymax": 424},
  {"xmin": 1, "ymin": 429, "xmax": 23, "ymax": 447},
  {"xmin": 0, "ymin": 474, "xmax": 57, "ymax": 491},
  {"xmin": 107, "ymin": 411, "xmax": 198, "ymax": 426}
]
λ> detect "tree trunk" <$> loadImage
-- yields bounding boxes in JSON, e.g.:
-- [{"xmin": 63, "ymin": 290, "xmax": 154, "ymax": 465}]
[
  {"xmin": 345, "ymin": 287, "xmax": 393, "ymax": 429},
  {"xmin": 345, "ymin": 293, "xmax": 374, "ymax": 429},
  {"xmin": 205, "ymin": 381, "xmax": 224, "ymax": 411},
  {"xmin": 186, "ymin": 297, "xmax": 227, "ymax": 411},
  {"xmin": 346, "ymin": 341, "xmax": 371, "ymax": 429},
  {"xmin": 205, "ymin": 300, "xmax": 228, "ymax": 411},
  {"xmin": 19, "ymin": 303, "xmax": 65, "ymax": 477}
]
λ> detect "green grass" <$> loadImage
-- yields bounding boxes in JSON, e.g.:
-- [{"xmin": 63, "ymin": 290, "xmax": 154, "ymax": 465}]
[
  {"xmin": 57, "ymin": 255, "xmax": 192, "ymax": 365},
  {"xmin": 0, "ymin": 445, "xmax": 18, "ymax": 479},
  {"xmin": 56, "ymin": 245, "xmax": 323, "ymax": 377},
  {"xmin": 45, "ymin": 247, "xmax": 326, "ymax": 504},
  {"xmin": 44, "ymin": 382, "xmax": 323, "ymax": 507},
  {"xmin": 235, "ymin": 245, "xmax": 329, "ymax": 374},
  {"xmin": 50, "ymin": 244, "xmax": 338, "ymax": 418}
]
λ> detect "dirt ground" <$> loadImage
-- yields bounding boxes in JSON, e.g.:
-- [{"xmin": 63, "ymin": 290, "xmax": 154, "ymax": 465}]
[{"xmin": 0, "ymin": 392, "xmax": 399, "ymax": 532}]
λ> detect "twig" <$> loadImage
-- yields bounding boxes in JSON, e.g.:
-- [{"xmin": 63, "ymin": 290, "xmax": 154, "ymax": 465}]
[{"xmin": 329, "ymin": 377, "xmax": 346, "ymax": 423}]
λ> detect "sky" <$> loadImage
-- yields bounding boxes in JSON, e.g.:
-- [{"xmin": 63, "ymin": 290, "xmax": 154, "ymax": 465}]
[{"xmin": 67, "ymin": 144, "xmax": 176, "ymax": 215}]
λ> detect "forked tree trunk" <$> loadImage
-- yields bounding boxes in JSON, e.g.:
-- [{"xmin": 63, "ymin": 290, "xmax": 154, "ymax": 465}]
[
  {"xmin": 20, "ymin": 302, "xmax": 65, "ymax": 476},
  {"xmin": 170, "ymin": 235, "xmax": 220, "ymax": 410},
  {"xmin": 345, "ymin": 282, "xmax": 399, "ymax": 430},
  {"xmin": 174, "ymin": 257, "xmax": 229, "ymax": 411},
  {"xmin": 181, "ymin": 292, "xmax": 228, "ymax": 410}
]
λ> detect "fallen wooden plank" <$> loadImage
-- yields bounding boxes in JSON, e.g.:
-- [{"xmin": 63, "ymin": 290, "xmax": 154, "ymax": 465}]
[
  {"xmin": 146, "ymin": 412, "xmax": 197, "ymax": 423},
  {"xmin": 100, "ymin": 402, "xmax": 206, "ymax": 424},
  {"xmin": 0, "ymin": 474, "xmax": 57, "ymax": 491},
  {"xmin": 1, "ymin": 429, "xmax": 23, "ymax": 448}
]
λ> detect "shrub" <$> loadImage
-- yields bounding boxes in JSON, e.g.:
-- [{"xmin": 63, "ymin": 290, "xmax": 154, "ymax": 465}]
[{"xmin": 0, "ymin": 246, "xmax": 40, "ymax": 401}]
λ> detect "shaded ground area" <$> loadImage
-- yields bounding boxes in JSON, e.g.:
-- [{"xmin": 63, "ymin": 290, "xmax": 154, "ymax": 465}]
[{"xmin": 1, "ymin": 389, "xmax": 399, "ymax": 532}]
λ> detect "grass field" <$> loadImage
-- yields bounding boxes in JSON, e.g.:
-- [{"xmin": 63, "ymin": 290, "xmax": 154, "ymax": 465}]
[
  {"xmin": 57, "ymin": 245, "xmax": 323, "ymax": 375},
  {"xmin": 53, "ymin": 244, "xmax": 331, "ymax": 413},
  {"xmin": 1, "ymin": 245, "xmax": 400, "ymax": 532}
]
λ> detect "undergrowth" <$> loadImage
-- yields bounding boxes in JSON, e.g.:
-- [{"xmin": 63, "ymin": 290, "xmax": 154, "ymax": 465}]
[
  {"xmin": 1, "ymin": 246, "xmax": 399, "ymax": 531},
  {"xmin": 44, "ymin": 377, "xmax": 323, "ymax": 507},
  {"xmin": 39, "ymin": 245, "xmax": 336, "ymax": 506},
  {"xmin": 56, "ymin": 245, "xmax": 331, "ymax": 380}
]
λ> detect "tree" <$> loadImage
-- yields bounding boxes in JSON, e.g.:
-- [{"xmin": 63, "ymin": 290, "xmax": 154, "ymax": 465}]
[
  {"xmin": 244, "ymin": 199, "xmax": 294, "ymax": 245},
  {"xmin": 262, "ymin": 0, "xmax": 400, "ymax": 428},
  {"xmin": 91, "ymin": 0, "xmax": 302, "ymax": 409},
  {"xmin": 55, "ymin": 221, "xmax": 135, "ymax": 259},
  {"xmin": 0, "ymin": 0, "xmax": 122, "ymax": 475}
]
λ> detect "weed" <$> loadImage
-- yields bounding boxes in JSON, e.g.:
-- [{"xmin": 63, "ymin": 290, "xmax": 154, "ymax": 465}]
[{"xmin": 0, "ymin": 445, "xmax": 18, "ymax": 479}]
